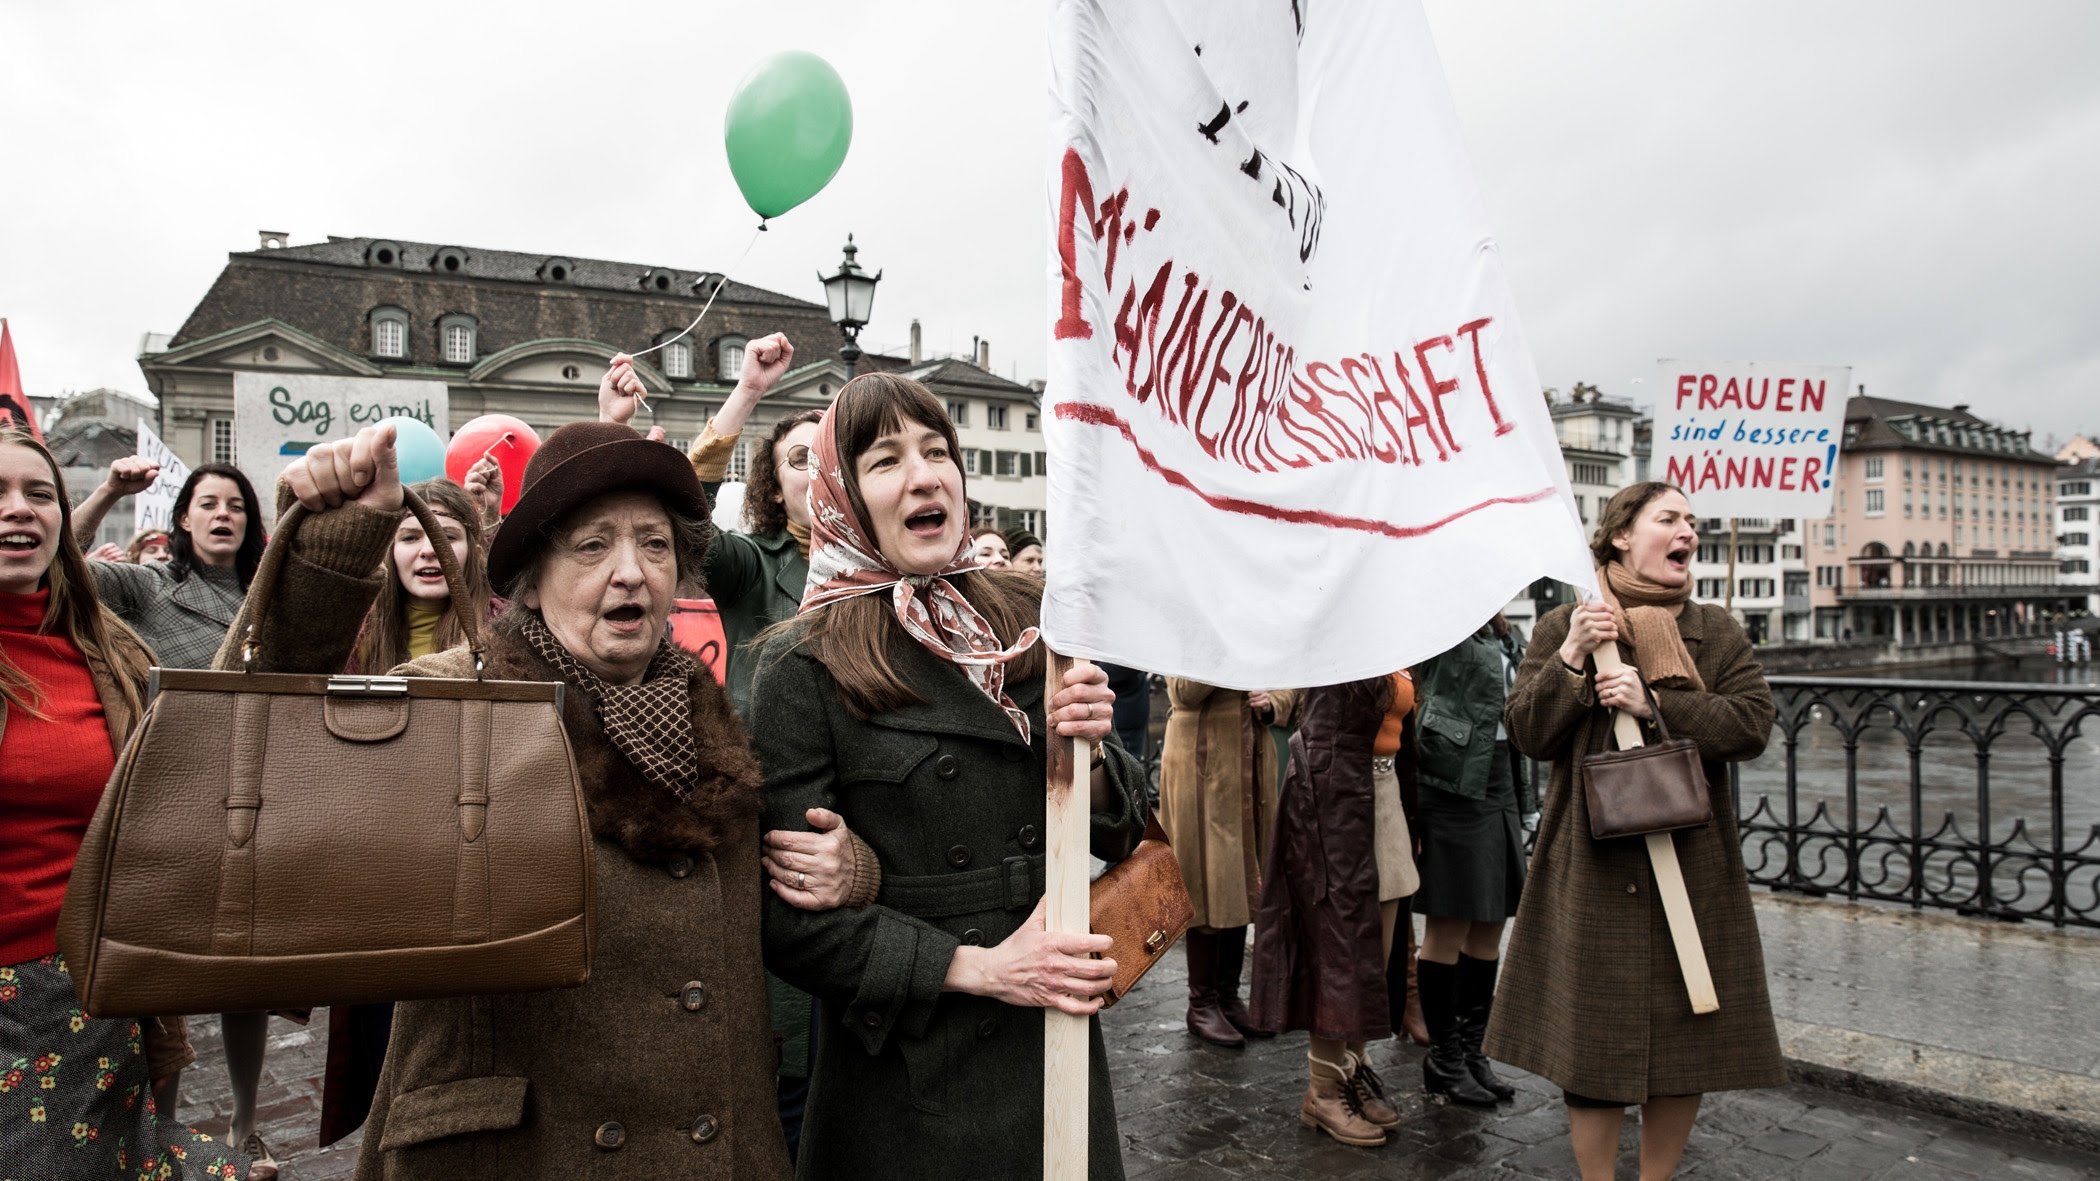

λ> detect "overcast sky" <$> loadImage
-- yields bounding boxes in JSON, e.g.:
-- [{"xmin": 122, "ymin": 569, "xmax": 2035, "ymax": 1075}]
[{"xmin": 5, "ymin": 1, "xmax": 2095, "ymax": 448}]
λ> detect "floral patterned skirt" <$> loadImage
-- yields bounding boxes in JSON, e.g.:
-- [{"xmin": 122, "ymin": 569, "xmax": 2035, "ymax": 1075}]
[{"xmin": 0, "ymin": 954, "xmax": 249, "ymax": 1180}]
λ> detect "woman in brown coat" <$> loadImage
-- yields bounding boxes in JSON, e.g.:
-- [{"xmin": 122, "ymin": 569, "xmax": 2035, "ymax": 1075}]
[
  {"xmin": 1249, "ymin": 675, "xmax": 1418, "ymax": 1148},
  {"xmin": 1158, "ymin": 679, "xmax": 1297, "ymax": 1047},
  {"xmin": 1486, "ymin": 482, "xmax": 1784, "ymax": 1181},
  {"xmin": 236, "ymin": 422, "xmax": 865, "ymax": 1180}
]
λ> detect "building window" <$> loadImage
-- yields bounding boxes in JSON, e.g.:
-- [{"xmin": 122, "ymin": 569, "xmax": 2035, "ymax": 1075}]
[
  {"xmin": 1035, "ymin": 451, "xmax": 1047, "ymax": 475},
  {"xmin": 961, "ymin": 448, "xmax": 983, "ymax": 476},
  {"xmin": 2067, "ymin": 533, "xmax": 2092, "ymax": 547},
  {"xmin": 1783, "ymin": 544, "xmax": 1802, "ymax": 560},
  {"xmin": 717, "ymin": 336, "xmax": 747, "ymax": 381},
  {"xmin": 947, "ymin": 400, "xmax": 970, "ymax": 426},
  {"xmin": 1865, "ymin": 488, "xmax": 1884, "ymax": 516},
  {"xmin": 1739, "ymin": 578, "xmax": 1774, "ymax": 599},
  {"xmin": 663, "ymin": 340, "xmax": 693, "ymax": 379},
  {"xmin": 1864, "ymin": 456, "xmax": 1884, "ymax": 481},
  {"xmin": 1571, "ymin": 461, "xmax": 1610, "ymax": 485},
  {"xmin": 2066, "ymin": 559, "xmax": 2093, "ymax": 575},
  {"xmin": 1697, "ymin": 543, "xmax": 1724, "ymax": 565},
  {"xmin": 1822, "ymin": 523, "xmax": 1835, "ymax": 549},
  {"xmin": 2067, "ymin": 481, "xmax": 2094, "ymax": 497},
  {"xmin": 371, "ymin": 308, "xmax": 408, "ymax": 358},
  {"xmin": 996, "ymin": 450, "xmax": 1019, "ymax": 477},
  {"xmin": 1019, "ymin": 509, "xmax": 1044, "ymax": 536},
  {"xmin": 2067, "ymin": 507, "xmax": 2091, "ymax": 522},
  {"xmin": 1696, "ymin": 578, "xmax": 1727, "ymax": 599},
  {"xmin": 727, "ymin": 440, "xmax": 749, "ymax": 480},
  {"xmin": 986, "ymin": 405, "xmax": 1009, "ymax": 430},
  {"xmin": 438, "ymin": 315, "xmax": 477, "ymax": 365},
  {"xmin": 1016, "ymin": 452, "xmax": 1034, "ymax": 478},
  {"xmin": 211, "ymin": 418, "xmax": 234, "ymax": 464},
  {"xmin": 667, "ymin": 437, "xmax": 689, "ymax": 454},
  {"xmin": 1026, "ymin": 412, "xmax": 1039, "ymax": 431}
]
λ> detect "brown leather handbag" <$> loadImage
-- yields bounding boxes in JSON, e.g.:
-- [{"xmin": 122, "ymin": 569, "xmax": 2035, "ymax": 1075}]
[
  {"xmin": 1089, "ymin": 814, "xmax": 1192, "ymax": 1007},
  {"xmin": 1581, "ymin": 686, "xmax": 1713, "ymax": 841},
  {"xmin": 58, "ymin": 490, "xmax": 595, "ymax": 1017}
]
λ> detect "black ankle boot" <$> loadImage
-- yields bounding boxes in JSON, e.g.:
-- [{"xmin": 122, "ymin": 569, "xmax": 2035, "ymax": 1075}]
[
  {"xmin": 1417, "ymin": 959, "xmax": 1498, "ymax": 1106},
  {"xmin": 1183, "ymin": 931, "xmax": 1244, "ymax": 1048},
  {"xmin": 1212, "ymin": 926, "xmax": 1271, "ymax": 1038},
  {"xmin": 1457, "ymin": 954, "xmax": 1516, "ymax": 1101}
]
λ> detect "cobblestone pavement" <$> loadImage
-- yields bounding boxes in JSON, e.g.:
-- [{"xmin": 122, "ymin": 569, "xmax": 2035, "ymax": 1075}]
[{"xmin": 171, "ymin": 954, "xmax": 2100, "ymax": 1180}]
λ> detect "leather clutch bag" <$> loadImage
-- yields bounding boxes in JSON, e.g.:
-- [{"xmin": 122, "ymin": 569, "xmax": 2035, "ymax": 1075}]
[{"xmin": 1088, "ymin": 815, "xmax": 1192, "ymax": 1008}]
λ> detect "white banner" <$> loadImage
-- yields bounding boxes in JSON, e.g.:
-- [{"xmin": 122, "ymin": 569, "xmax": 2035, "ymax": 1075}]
[
  {"xmin": 1042, "ymin": 0, "xmax": 1593, "ymax": 689},
  {"xmin": 1651, "ymin": 360, "xmax": 1851, "ymax": 519},
  {"xmin": 134, "ymin": 417, "xmax": 190, "ymax": 534},
  {"xmin": 232, "ymin": 373, "xmax": 448, "ymax": 491}
]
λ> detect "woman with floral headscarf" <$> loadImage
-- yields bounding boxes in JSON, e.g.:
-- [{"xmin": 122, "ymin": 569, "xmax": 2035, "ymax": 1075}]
[{"xmin": 751, "ymin": 373, "xmax": 1151, "ymax": 1180}]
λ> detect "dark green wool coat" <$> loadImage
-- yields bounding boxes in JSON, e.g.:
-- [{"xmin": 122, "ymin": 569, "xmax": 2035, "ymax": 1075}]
[
  {"xmin": 751, "ymin": 629, "xmax": 1148, "ymax": 1181},
  {"xmin": 1413, "ymin": 627, "xmax": 1519, "ymax": 801}
]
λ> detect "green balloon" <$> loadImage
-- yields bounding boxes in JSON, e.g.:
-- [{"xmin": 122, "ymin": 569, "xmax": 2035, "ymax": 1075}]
[{"xmin": 724, "ymin": 51, "xmax": 853, "ymax": 220}]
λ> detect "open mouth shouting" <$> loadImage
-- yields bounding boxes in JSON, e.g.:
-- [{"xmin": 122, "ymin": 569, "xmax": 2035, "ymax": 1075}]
[
  {"xmin": 411, "ymin": 562, "xmax": 446, "ymax": 587},
  {"xmin": 1665, "ymin": 543, "xmax": 1692, "ymax": 575},
  {"xmin": 601, "ymin": 601, "xmax": 649, "ymax": 635},
  {"xmin": 904, "ymin": 504, "xmax": 948, "ymax": 539},
  {"xmin": 0, "ymin": 529, "xmax": 42, "ymax": 554}
]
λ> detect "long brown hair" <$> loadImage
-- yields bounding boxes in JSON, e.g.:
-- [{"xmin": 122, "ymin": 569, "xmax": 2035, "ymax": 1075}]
[
  {"xmin": 1590, "ymin": 481, "xmax": 1689, "ymax": 566},
  {"xmin": 763, "ymin": 373, "xmax": 1043, "ymax": 719},
  {"xmin": 744, "ymin": 409, "xmax": 824, "ymax": 537},
  {"xmin": 0, "ymin": 430, "xmax": 154, "ymax": 720},
  {"xmin": 350, "ymin": 479, "xmax": 491, "ymax": 673}
]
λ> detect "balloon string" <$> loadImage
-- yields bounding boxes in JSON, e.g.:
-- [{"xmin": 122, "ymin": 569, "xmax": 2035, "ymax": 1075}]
[{"xmin": 628, "ymin": 222, "xmax": 768, "ymax": 364}]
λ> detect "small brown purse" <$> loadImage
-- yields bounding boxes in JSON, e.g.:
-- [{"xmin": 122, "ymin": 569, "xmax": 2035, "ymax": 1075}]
[
  {"xmin": 1582, "ymin": 685, "xmax": 1713, "ymax": 841},
  {"xmin": 1088, "ymin": 814, "xmax": 1192, "ymax": 1007},
  {"xmin": 58, "ymin": 490, "xmax": 595, "ymax": 1017}
]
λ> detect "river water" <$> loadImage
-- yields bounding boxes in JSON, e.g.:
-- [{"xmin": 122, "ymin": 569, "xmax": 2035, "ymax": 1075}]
[{"xmin": 1732, "ymin": 656, "xmax": 2100, "ymax": 905}]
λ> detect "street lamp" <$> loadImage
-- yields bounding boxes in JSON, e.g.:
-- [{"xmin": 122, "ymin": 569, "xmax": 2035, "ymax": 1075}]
[{"xmin": 820, "ymin": 234, "xmax": 881, "ymax": 378}]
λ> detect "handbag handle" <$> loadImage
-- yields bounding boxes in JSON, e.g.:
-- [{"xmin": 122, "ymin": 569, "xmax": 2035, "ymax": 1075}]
[
  {"xmin": 1603, "ymin": 680, "xmax": 1677, "ymax": 751},
  {"xmin": 241, "ymin": 488, "xmax": 486, "ymax": 675}
]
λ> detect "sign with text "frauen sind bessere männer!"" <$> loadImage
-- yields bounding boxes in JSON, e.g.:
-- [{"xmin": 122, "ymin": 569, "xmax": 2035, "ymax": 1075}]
[
  {"xmin": 1042, "ymin": 0, "xmax": 1594, "ymax": 689},
  {"xmin": 1651, "ymin": 360, "xmax": 1851, "ymax": 520}
]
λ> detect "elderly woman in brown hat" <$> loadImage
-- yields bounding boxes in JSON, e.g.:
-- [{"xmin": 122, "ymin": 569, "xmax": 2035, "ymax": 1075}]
[{"xmin": 223, "ymin": 421, "xmax": 868, "ymax": 1180}]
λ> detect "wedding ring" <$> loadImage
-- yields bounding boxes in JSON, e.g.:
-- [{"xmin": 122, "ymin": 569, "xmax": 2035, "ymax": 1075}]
[{"xmin": 796, "ymin": 872, "xmax": 808, "ymax": 890}]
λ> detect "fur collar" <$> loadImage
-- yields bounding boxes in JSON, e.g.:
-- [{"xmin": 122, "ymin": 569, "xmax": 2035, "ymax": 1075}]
[{"xmin": 479, "ymin": 610, "xmax": 762, "ymax": 864}]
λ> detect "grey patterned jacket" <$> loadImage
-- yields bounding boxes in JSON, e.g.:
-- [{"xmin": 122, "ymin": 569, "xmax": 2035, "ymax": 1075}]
[{"xmin": 90, "ymin": 561, "xmax": 245, "ymax": 670}]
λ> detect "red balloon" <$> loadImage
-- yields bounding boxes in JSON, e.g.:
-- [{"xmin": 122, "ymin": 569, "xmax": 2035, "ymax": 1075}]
[{"xmin": 445, "ymin": 415, "xmax": 542, "ymax": 514}]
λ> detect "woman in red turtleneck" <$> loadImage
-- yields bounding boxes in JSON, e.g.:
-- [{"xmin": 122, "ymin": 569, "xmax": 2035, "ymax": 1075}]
[{"xmin": 0, "ymin": 428, "xmax": 263, "ymax": 1179}]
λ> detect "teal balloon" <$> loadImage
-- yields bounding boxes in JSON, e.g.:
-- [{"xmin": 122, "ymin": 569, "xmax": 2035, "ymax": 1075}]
[
  {"xmin": 724, "ymin": 51, "xmax": 853, "ymax": 219},
  {"xmin": 380, "ymin": 416, "xmax": 448, "ymax": 484}
]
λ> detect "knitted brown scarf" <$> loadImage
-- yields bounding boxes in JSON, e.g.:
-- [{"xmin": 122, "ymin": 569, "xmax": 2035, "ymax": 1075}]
[
  {"xmin": 1596, "ymin": 563, "xmax": 1706, "ymax": 691},
  {"xmin": 519, "ymin": 610, "xmax": 703, "ymax": 799}
]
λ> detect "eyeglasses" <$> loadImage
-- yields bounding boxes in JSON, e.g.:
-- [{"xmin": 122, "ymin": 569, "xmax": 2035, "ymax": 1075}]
[{"xmin": 778, "ymin": 446, "xmax": 813, "ymax": 472}]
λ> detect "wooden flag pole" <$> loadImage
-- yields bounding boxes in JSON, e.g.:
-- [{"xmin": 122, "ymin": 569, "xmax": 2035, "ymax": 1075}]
[
  {"xmin": 1589, "ymin": 640, "xmax": 1721, "ymax": 1015},
  {"xmin": 1043, "ymin": 650, "xmax": 1091, "ymax": 1179}
]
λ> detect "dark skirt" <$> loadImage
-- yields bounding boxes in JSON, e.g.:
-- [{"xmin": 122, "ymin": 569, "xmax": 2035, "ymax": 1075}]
[
  {"xmin": 0, "ymin": 953, "xmax": 251, "ymax": 1179},
  {"xmin": 1412, "ymin": 740, "xmax": 1526, "ymax": 922}
]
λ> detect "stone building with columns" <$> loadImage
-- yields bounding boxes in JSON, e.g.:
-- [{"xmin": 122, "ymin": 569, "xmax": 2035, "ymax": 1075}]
[{"xmin": 138, "ymin": 232, "xmax": 1051, "ymax": 533}]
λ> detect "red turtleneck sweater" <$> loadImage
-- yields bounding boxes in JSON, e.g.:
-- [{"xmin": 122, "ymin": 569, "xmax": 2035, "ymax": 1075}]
[{"xmin": 1, "ymin": 588, "xmax": 118, "ymax": 964}]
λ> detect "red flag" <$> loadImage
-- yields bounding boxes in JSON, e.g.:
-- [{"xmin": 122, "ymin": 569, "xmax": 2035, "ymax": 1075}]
[{"xmin": 0, "ymin": 319, "xmax": 42, "ymax": 442}]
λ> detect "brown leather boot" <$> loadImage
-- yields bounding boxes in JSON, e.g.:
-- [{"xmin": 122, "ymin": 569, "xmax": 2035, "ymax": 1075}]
[
  {"xmin": 1301, "ymin": 1056, "xmax": 1387, "ymax": 1147},
  {"xmin": 1402, "ymin": 927, "xmax": 1430, "ymax": 1047},
  {"xmin": 1213, "ymin": 926, "xmax": 1272, "ymax": 1038},
  {"xmin": 1345, "ymin": 1049, "xmax": 1402, "ymax": 1129},
  {"xmin": 1183, "ymin": 930, "xmax": 1244, "ymax": 1048}
]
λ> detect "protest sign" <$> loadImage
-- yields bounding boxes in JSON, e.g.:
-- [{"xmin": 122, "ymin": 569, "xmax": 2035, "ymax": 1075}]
[
  {"xmin": 232, "ymin": 373, "xmax": 448, "ymax": 490},
  {"xmin": 1042, "ymin": 0, "xmax": 1593, "ymax": 690},
  {"xmin": 134, "ymin": 417, "xmax": 190, "ymax": 534},
  {"xmin": 1651, "ymin": 360, "xmax": 1851, "ymax": 518}
]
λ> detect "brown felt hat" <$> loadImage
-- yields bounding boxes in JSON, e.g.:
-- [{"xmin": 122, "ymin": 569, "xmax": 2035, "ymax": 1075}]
[{"xmin": 485, "ymin": 421, "xmax": 711, "ymax": 591}]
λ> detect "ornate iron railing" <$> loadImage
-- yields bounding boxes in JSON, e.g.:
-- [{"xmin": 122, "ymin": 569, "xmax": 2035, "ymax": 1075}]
[
  {"xmin": 1140, "ymin": 674, "xmax": 2100, "ymax": 929},
  {"xmin": 1740, "ymin": 676, "xmax": 2100, "ymax": 928}
]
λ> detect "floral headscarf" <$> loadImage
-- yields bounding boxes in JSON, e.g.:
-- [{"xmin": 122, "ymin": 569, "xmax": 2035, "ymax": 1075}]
[{"xmin": 799, "ymin": 405, "xmax": 1040, "ymax": 739}]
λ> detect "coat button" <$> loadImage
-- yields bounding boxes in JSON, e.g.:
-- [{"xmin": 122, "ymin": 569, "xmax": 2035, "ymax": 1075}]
[
  {"xmin": 947, "ymin": 845, "xmax": 972, "ymax": 868},
  {"xmin": 593, "ymin": 1121, "xmax": 626, "ymax": 1150},
  {"xmin": 681, "ymin": 981, "xmax": 708, "ymax": 1011},
  {"xmin": 690, "ymin": 1114, "xmax": 719, "ymax": 1144},
  {"xmin": 1626, "ymin": 883, "xmax": 1639, "ymax": 895},
  {"xmin": 936, "ymin": 754, "xmax": 961, "ymax": 780},
  {"xmin": 861, "ymin": 1009, "xmax": 883, "ymax": 1029},
  {"xmin": 976, "ymin": 1017, "xmax": 998, "ymax": 1040},
  {"xmin": 667, "ymin": 856, "xmax": 695, "ymax": 879},
  {"xmin": 961, "ymin": 928, "xmax": 985, "ymax": 946},
  {"xmin": 1017, "ymin": 825, "xmax": 1040, "ymax": 850}
]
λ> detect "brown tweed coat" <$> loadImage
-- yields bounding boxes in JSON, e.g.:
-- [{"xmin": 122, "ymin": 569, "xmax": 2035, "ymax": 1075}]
[
  {"xmin": 1483, "ymin": 601, "xmax": 1786, "ymax": 1103},
  {"xmin": 218, "ymin": 502, "xmax": 789, "ymax": 1180},
  {"xmin": 1158, "ymin": 681, "xmax": 1299, "ymax": 930}
]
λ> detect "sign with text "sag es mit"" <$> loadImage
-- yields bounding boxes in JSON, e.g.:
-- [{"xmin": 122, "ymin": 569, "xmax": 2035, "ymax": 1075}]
[
  {"xmin": 232, "ymin": 373, "xmax": 448, "ymax": 491},
  {"xmin": 1653, "ymin": 360, "xmax": 1851, "ymax": 519}
]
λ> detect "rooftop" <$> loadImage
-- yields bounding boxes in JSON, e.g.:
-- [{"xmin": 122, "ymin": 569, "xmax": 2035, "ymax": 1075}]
[{"xmin": 1843, "ymin": 394, "xmax": 2054, "ymax": 463}]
